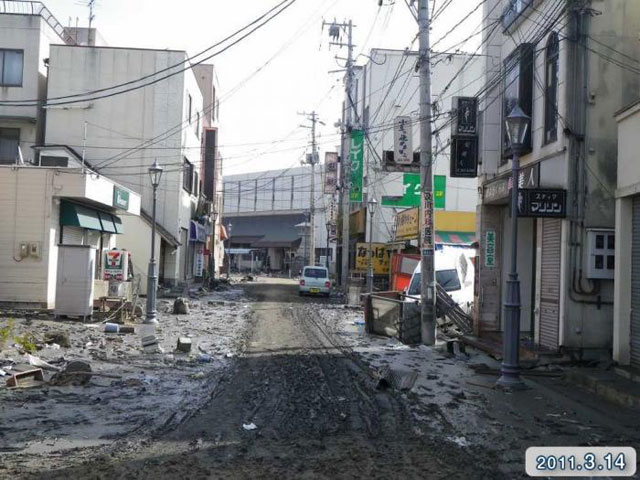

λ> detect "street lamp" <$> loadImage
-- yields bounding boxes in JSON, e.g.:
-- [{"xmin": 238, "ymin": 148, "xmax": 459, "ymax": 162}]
[
  {"xmin": 367, "ymin": 197, "xmax": 378, "ymax": 294},
  {"xmin": 145, "ymin": 159, "xmax": 163, "ymax": 325},
  {"xmin": 209, "ymin": 209, "xmax": 218, "ymax": 287},
  {"xmin": 496, "ymin": 105, "xmax": 530, "ymax": 390},
  {"xmin": 325, "ymin": 221, "xmax": 331, "ymax": 270},
  {"xmin": 227, "ymin": 222, "xmax": 232, "ymax": 279}
]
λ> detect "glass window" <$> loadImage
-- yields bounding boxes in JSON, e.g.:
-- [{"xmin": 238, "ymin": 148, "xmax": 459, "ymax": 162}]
[
  {"xmin": 436, "ymin": 269, "xmax": 462, "ymax": 292},
  {"xmin": 408, "ymin": 272, "xmax": 421, "ymax": 296},
  {"xmin": 0, "ymin": 128, "xmax": 19, "ymax": 164},
  {"xmin": 188, "ymin": 94, "xmax": 192, "ymax": 124},
  {"xmin": 183, "ymin": 158, "xmax": 193, "ymax": 193},
  {"xmin": 0, "ymin": 50, "xmax": 23, "ymax": 86},
  {"xmin": 501, "ymin": 44, "xmax": 533, "ymax": 163},
  {"xmin": 544, "ymin": 33, "xmax": 559, "ymax": 144},
  {"xmin": 303, "ymin": 268, "xmax": 328, "ymax": 279},
  {"xmin": 408, "ymin": 269, "xmax": 462, "ymax": 295}
]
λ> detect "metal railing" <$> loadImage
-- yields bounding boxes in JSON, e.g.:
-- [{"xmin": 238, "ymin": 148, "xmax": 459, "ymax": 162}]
[{"xmin": 0, "ymin": 1, "xmax": 76, "ymax": 45}]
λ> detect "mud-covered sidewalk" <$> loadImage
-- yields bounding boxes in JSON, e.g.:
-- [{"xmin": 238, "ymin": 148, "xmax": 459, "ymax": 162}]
[
  {"xmin": 0, "ymin": 286, "xmax": 253, "ymax": 475},
  {"xmin": 314, "ymin": 305, "xmax": 640, "ymax": 477}
]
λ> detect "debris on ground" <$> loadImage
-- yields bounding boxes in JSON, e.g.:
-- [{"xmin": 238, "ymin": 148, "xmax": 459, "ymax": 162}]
[
  {"xmin": 173, "ymin": 297, "xmax": 190, "ymax": 314},
  {"xmin": 177, "ymin": 337, "xmax": 193, "ymax": 353},
  {"xmin": 242, "ymin": 422, "xmax": 258, "ymax": 431},
  {"xmin": 6, "ymin": 368, "xmax": 44, "ymax": 388},
  {"xmin": 26, "ymin": 353, "xmax": 61, "ymax": 371},
  {"xmin": 44, "ymin": 331, "xmax": 71, "ymax": 348}
]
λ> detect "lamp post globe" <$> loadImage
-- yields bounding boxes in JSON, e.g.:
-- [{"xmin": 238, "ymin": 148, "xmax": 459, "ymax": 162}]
[{"xmin": 497, "ymin": 105, "xmax": 530, "ymax": 390}]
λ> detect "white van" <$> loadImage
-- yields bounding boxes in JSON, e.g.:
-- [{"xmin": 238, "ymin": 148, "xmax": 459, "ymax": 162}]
[{"xmin": 405, "ymin": 248, "xmax": 474, "ymax": 314}]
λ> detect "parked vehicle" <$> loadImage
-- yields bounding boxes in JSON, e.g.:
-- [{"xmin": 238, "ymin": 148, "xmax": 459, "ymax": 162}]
[
  {"xmin": 405, "ymin": 248, "xmax": 474, "ymax": 314},
  {"xmin": 299, "ymin": 266, "xmax": 331, "ymax": 297}
]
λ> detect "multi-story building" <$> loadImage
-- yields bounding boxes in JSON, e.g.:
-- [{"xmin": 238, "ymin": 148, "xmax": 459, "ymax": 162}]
[
  {"xmin": 0, "ymin": 1, "xmax": 77, "ymax": 165},
  {"xmin": 0, "ymin": 2, "xmax": 143, "ymax": 308},
  {"xmin": 475, "ymin": 0, "xmax": 640, "ymax": 356},
  {"xmin": 44, "ymin": 43, "xmax": 221, "ymax": 292},
  {"xmin": 222, "ymin": 165, "xmax": 331, "ymax": 275},
  {"xmin": 340, "ymin": 49, "xmax": 482, "ymax": 278}
]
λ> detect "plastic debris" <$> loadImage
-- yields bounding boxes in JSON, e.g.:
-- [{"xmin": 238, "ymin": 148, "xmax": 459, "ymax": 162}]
[
  {"xmin": 242, "ymin": 423, "xmax": 257, "ymax": 431},
  {"xmin": 26, "ymin": 353, "xmax": 61, "ymax": 372},
  {"xmin": 197, "ymin": 353, "xmax": 212, "ymax": 363}
]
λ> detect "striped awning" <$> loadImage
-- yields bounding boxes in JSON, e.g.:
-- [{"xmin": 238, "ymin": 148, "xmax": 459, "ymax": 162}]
[{"xmin": 436, "ymin": 231, "xmax": 476, "ymax": 245}]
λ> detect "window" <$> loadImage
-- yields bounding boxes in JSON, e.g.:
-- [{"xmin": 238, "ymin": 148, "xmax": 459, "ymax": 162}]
[
  {"xmin": 193, "ymin": 170, "xmax": 199, "ymax": 197},
  {"xmin": 408, "ymin": 270, "xmax": 462, "ymax": 295},
  {"xmin": 502, "ymin": 0, "xmax": 532, "ymax": 30},
  {"xmin": 183, "ymin": 158, "xmax": 193, "ymax": 193},
  {"xmin": 544, "ymin": 33, "xmax": 559, "ymax": 144},
  {"xmin": 303, "ymin": 267, "xmax": 328, "ymax": 279},
  {"xmin": 501, "ymin": 43, "xmax": 534, "ymax": 163},
  {"xmin": 187, "ymin": 94, "xmax": 192, "ymax": 124},
  {"xmin": 0, "ymin": 50, "xmax": 23, "ymax": 86},
  {"xmin": 195, "ymin": 112, "xmax": 200, "ymax": 138},
  {"xmin": 0, "ymin": 128, "xmax": 19, "ymax": 164}
]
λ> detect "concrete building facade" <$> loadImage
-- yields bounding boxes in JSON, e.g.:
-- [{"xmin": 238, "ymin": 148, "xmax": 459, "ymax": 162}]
[
  {"xmin": 44, "ymin": 44, "xmax": 216, "ymax": 291},
  {"xmin": 475, "ymin": 0, "xmax": 640, "ymax": 356}
]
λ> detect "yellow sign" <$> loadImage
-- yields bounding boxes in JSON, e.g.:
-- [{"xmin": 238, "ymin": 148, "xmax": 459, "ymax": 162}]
[
  {"xmin": 395, "ymin": 207, "xmax": 419, "ymax": 240},
  {"xmin": 355, "ymin": 243, "xmax": 391, "ymax": 274}
]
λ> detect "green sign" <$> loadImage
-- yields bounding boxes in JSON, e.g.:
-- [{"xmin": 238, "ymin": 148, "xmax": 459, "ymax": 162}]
[
  {"xmin": 349, "ymin": 130, "xmax": 364, "ymax": 203},
  {"xmin": 113, "ymin": 186, "xmax": 130, "ymax": 210},
  {"xmin": 434, "ymin": 175, "xmax": 446, "ymax": 209},
  {"xmin": 485, "ymin": 230, "xmax": 496, "ymax": 268},
  {"xmin": 381, "ymin": 173, "xmax": 420, "ymax": 208}
]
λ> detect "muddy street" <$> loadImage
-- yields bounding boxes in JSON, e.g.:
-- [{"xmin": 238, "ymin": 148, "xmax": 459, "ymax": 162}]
[{"xmin": 14, "ymin": 279, "xmax": 498, "ymax": 479}]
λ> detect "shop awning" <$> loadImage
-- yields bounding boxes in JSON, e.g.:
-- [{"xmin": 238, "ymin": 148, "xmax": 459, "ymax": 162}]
[
  {"xmin": 436, "ymin": 231, "xmax": 476, "ymax": 245},
  {"xmin": 61, "ymin": 201, "xmax": 124, "ymax": 234}
]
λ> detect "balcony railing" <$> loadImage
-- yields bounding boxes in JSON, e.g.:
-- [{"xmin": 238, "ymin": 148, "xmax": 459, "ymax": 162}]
[{"xmin": 0, "ymin": 1, "xmax": 76, "ymax": 45}]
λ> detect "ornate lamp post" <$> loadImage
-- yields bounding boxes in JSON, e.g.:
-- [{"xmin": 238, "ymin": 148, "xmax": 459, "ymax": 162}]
[
  {"xmin": 209, "ymin": 209, "xmax": 218, "ymax": 286},
  {"xmin": 227, "ymin": 222, "xmax": 232, "ymax": 279},
  {"xmin": 367, "ymin": 197, "xmax": 378, "ymax": 294},
  {"xmin": 145, "ymin": 159, "xmax": 163, "ymax": 325},
  {"xmin": 496, "ymin": 105, "xmax": 530, "ymax": 390}
]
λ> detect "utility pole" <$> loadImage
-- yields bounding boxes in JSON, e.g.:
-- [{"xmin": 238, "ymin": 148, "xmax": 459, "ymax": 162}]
[
  {"xmin": 299, "ymin": 111, "xmax": 321, "ymax": 266},
  {"xmin": 418, "ymin": 0, "xmax": 436, "ymax": 345},
  {"xmin": 323, "ymin": 19, "xmax": 355, "ymax": 294}
]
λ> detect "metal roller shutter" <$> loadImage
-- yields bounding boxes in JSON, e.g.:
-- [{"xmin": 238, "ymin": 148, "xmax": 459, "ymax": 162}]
[
  {"xmin": 630, "ymin": 197, "xmax": 640, "ymax": 369},
  {"xmin": 62, "ymin": 226, "xmax": 84, "ymax": 245},
  {"xmin": 539, "ymin": 219, "xmax": 561, "ymax": 350}
]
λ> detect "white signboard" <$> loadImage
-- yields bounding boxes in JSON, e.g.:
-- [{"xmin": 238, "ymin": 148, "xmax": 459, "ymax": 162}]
[
  {"xmin": 324, "ymin": 152, "xmax": 339, "ymax": 194},
  {"xmin": 394, "ymin": 116, "xmax": 413, "ymax": 165}
]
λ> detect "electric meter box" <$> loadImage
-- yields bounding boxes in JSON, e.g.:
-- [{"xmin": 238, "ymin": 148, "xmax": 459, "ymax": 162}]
[{"xmin": 586, "ymin": 228, "xmax": 615, "ymax": 280}]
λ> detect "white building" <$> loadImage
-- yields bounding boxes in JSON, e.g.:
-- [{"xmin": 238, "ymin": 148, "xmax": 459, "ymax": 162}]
[
  {"xmin": 0, "ymin": 1, "xmax": 76, "ymax": 165},
  {"xmin": 222, "ymin": 165, "xmax": 332, "ymax": 274},
  {"xmin": 44, "ymin": 44, "xmax": 220, "ymax": 291},
  {"xmin": 338, "ymin": 49, "xmax": 482, "ymax": 276},
  {"xmin": 0, "ymin": 160, "xmax": 140, "ymax": 309}
]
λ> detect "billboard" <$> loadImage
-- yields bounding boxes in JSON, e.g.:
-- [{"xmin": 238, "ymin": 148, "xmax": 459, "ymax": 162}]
[{"xmin": 324, "ymin": 152, "xmax": 339, "ymax": 194}]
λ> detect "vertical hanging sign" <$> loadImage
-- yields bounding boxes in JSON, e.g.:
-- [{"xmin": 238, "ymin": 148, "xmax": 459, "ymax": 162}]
[
  {"xmin": 422, "ymin": 191, "xmax": 434, "ymax": 255},
  {"xmin": 394, "ymin": 116, "xmax": 413, "ymax": 165},
  {"xmin": 349, "ymin": 129, "xmax": 364, "ymax": 203}
]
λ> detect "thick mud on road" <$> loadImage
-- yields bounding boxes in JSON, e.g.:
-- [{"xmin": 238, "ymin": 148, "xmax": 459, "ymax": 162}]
[{"xmin": 18, "ymin": 280, "xmax": 500, "ymax": 479}]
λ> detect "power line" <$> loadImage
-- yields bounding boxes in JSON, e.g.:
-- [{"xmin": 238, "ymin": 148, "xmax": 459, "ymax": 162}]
[{"xmin": 0, "ymin": 0, "xmax": 296, "ymax": 107}]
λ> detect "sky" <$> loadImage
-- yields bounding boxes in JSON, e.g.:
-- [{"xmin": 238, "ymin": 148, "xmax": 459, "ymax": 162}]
[{"xmin": 43, "ymin": 0, "xmax": 482, "ymax": 176}]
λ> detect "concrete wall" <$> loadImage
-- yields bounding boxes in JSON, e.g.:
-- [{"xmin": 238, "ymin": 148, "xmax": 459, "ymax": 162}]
[
  {"xmin": 0, "ymin": 14, "xmax": 62, "ymax": 161},
  {"xmin": 223, "ymin": 165, "xmax": 332, "ymax": 254},
  {"xmin": 46, "ymin": 45, "xmax": 202, "ymax": 285},
  {"xmin": 476, "ymin": 0, "xmax": 638, "ymax": 352}
]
